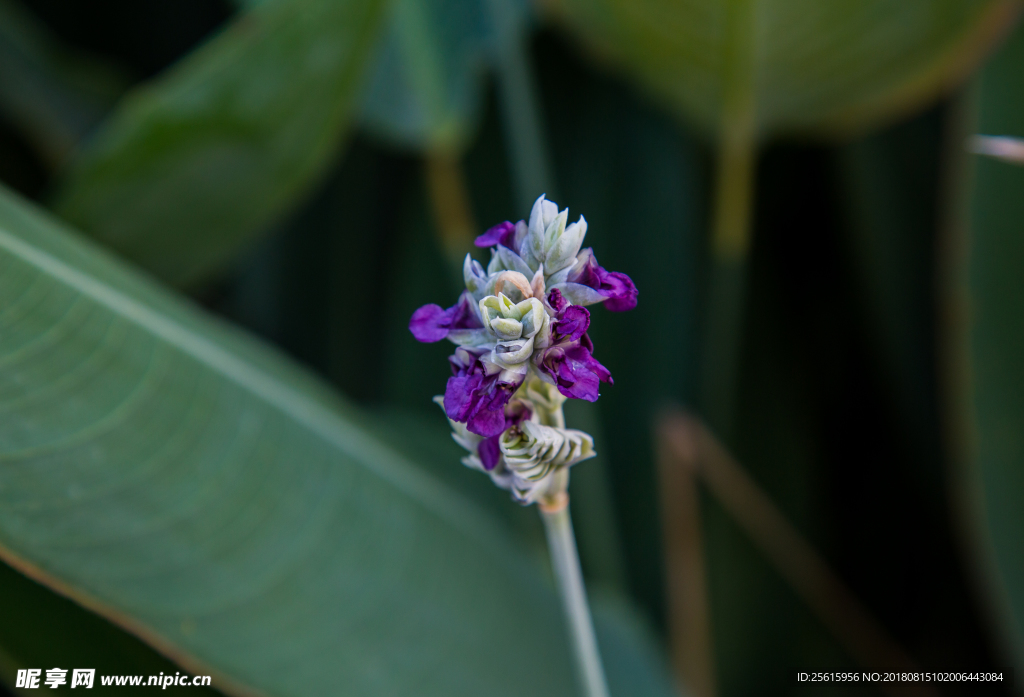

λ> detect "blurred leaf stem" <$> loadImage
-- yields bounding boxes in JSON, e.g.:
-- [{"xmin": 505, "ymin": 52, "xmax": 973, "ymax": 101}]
[
  {"xmin": 699, "ymin": 0, "xmax": 757, "ymax": 440},
  {"xmin": 485, "ymin": 0, "xmax": 555, "ymax": 210},
  {"xmin": 657, "ymin": 413, "xmax": 716, "ymax": 697},
  {"xmin": 659, "ymin": 410, "xmax": 936, "ymax": 697},
  {"xmin": 391, "ymin": 0, "xmax": 459, "ymax": 147},
  {"xmin": 424, "ymin": 149, "xmax": 478, "ymax": 273}
]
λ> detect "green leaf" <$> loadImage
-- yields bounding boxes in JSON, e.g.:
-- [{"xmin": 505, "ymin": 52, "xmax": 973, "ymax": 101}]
[
  {"xmin": 228, "ymin": 0, "xmax": 530, "ymax": 152},
  {"xmin": 358, "ymin": 0, "xmax": 530, "ymax": 151},
  {"xmin": 543, "ymin": 0, "xmax": 1020, "ymax": 139},
  {"xmin": 48, "ymin": 0, "xmax": 389, "ymax": 288},
  {"xmin": 0, "ymin": 0, "xmax": 127, "ymax": 166},
  {"xmin": 0, "ymin": 183, "xmax": 680, "ymax": 696},
  {"xmin": 964, "ymin": 21, "xmax": 1024, "ymax": 673}
]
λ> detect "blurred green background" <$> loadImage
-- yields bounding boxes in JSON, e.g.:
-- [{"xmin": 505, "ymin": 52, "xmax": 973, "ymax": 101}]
[{"xmin": 0, "ymin": 0, "xmax": 1023, "ymax": 695}]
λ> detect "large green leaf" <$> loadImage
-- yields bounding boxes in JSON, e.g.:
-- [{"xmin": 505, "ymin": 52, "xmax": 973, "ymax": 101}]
[
  {"xmin": 358, "ymin": 0, "xmax": 530, "ymax": 151},
  {"xmin": 543, "ymin": 0, "xmax": 1020, "ymax": 139},
  {"xmin": 0, "ymin": 184, "xmax": 678, "ymax": 696},
  {"xmin": 229, "ymin": 0, "xmax": 526, "ymax": 152},
  {"xmin": 964, "ymin": 21, "xmax": 1024, "ymax": 673},
  {"xmin": 48, "ymin": 0, "xmax": 388, "ymax": 288}
]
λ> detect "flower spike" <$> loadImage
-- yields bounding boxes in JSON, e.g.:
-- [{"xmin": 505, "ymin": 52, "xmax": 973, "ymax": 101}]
[
  {"xmin": 419, "ymin": 195, "xmax": 628, "ymax": 697},
  {"xmin": 410, "ymin": 195, "xmax": 635, "ymax": 506}
]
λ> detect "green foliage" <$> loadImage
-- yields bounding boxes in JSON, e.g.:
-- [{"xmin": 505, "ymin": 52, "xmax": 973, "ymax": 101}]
[
  {"xmin": 359, "ymin": 0, "xmax": 529, "ymax": 150},
  {"xmin": 967, "ymin": 21, "xmax": 1024, "ymax": 672},
  {"xmin": 543, "ymin": 0, "xmax": 1019, "ymax": 138},
  {"xmin": 49, "ymin": 0, "xmax": 389, "ymax": 288},
  {"xmin": 0, "ymin": 184, "xmax": 677, "ymax": 696},
  {"xmin": 0, "ymin": 0, "xmax": 127, "ymax": 168}
]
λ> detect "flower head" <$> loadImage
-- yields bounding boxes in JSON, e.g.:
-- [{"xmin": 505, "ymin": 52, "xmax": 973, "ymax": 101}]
[{"xmin": 411, "ymin": 195, "xmax": 635, "ymax": 505}]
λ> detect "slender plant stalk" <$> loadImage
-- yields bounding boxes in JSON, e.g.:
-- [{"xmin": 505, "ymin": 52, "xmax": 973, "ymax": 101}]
[
  {"xmin": 541, "ymin": 500, "xmax": 611, "ymax": 697},
  {"xmin": 485, "ymin": 7, "xmax": 607, "ymax": 691}
]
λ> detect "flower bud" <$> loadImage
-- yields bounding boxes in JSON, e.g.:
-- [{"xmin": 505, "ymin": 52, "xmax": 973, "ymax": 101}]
[
  {"xmin": 521, "ymin": 195, "xmax": 588, "ymax": 275},
  {"xmin": 490, "ymin": 317, "xmax": 522, "ymax": 340},
  {"xmin": 480, "ymin": 295, "xmax": 549, "ymax": 342},
  {"xmin": 463, "ymin": 254, "xmax": 488, "ymax": 297},
  {"xmin": 545, "ymin": 216, "xmax": 587, "ymax": 274},
  {"xmin": 526, "ymin": 195, "xmax": 560, "ymax": 267},
  {"xmin": 500, "ymin": 421, "xmax": 595, "ymax": 482},
  {"xmin": 493, "ymin": 337, "xmax": 535, "ymax": 366}
]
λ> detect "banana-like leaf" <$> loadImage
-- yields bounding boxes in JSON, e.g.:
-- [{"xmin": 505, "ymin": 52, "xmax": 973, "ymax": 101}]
[
  {"xmin": 0, "ymin": 184, "xmax": 677, "ymax": 696},
  {"xmin": 49, "ymin": 0, "xmax": 388, "ymax": 288},
  {"xmin": 964, "ymin": 23, "xmax": 1024, "ymax": 673},
  {"xmin": 542, "ymin": 0, "xmax": 1021, "ymax": 139},
  {"xmin": 358, "ymin": 0, "xmax": 529, "ymax": 151}
]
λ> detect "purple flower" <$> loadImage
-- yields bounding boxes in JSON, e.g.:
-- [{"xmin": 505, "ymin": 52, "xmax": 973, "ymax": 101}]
[
  {"xmin": 475, "ymin": 219, "xmax": 529, "ymax": 256},
  {"xmin": 551, "ymin": 305, "xmax": 590, "ymax": 342},
  {"xmin": 409, "ymin": 290, "xmax": 483, "ymax": 343},
  {"xmin": 474, "ymin": 221, "xmax": 516, "ymax": 249},
  {"xmin": 477, "ymin": 401, "xmax": 532, "ymax": 470},
  {"xmin": 534, "ymin": 306, "xmax": 612, "ymax": 402},
  {"xmin": 477, "ymin": 435, "xmax": 502, "ymax": 471},
  {"xmin": 547, "ymin": 288, "xmax": 567, "ymax": 314},
  {"xmin": 568, "ymin": 248, "xmax": 638, "ymax": 312},
  {"xmin": 444, "ymin": 347, "xmax": 525, "ymax": 437}
]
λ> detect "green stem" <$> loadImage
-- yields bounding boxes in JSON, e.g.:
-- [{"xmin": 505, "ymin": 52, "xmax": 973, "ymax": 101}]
[{"xmin": 541, "ymin": 501, "xmax": 610, "ymax": 697}]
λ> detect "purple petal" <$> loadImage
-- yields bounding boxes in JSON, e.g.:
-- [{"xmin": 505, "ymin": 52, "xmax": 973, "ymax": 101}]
[
  {"xmin": 475, "ymin": 221, "xmax": 516, "ymax": 249},
  {"xmin": 568, "ymin": 248, "xmax": 638, "ymax": 312},
  {"xmin": 601, "ymin": 272, "xmax": 638, "ymax": 312},
  {"xmin": 444, "ymin": 374, "xmax": 483, "ymax": 422},
  {"xmin": 478, "ymin": 435, "xmax": 502, "ymax": 470},
  {"xmin": 449, "ymin": 290, "xmax": 484, "ymax": 330},
  {"xmin": 553, "ymin": 305, "xmax": 590, "ymax": 342},
  {"xmin": 409, "ymin": 304, "xmax": 451, "ymax": 342},
  {"xmin": 444, "ymin": 348, "xmax": 525, "ymax": 437},
  {"xmin": 535, "ymin": 337, "xmax": 613, "ymax": 402},
  {"xmin": 547, "ymin": 288, "xmax": 567, "ymax": 313},
  {"xmin": 466, "ymin": 386, "xmax": 513, "ymax": 437},
  {"xmin": 477, "ymin": 400, "xmax": 533, "ymax": 470},
  {"xmin": 568, "ymin": 248, "xmax": 602, "ymax": 288},
  {"xmin": 410, "ymin": 291, "xmax": 482, "ymax": 343}
]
